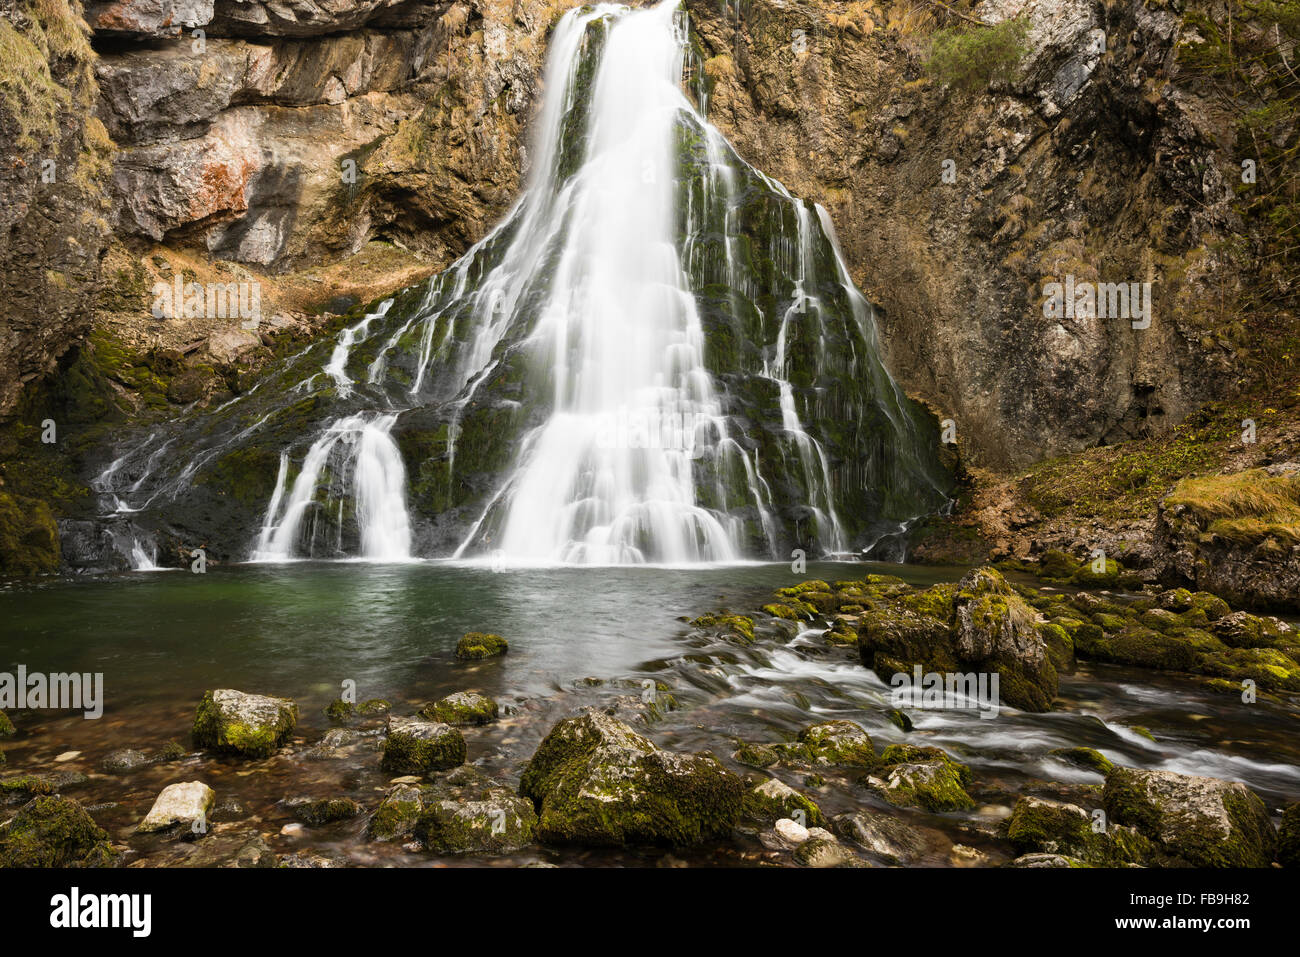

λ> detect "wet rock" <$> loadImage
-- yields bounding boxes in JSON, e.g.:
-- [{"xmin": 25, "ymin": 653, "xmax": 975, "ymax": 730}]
[
  {"xmin": 1278, "ymin": 803, "xmax": 1300, "ymax": 868},
  {"xmin": 859, "ymin": 567, "xmax": 1058, "ymax": 712},
  {"xmin": 1103, "ymin": 767, "xmax": 1276, "ymax": 867},
  {"xmin": 192, "ymin": 689, "xmax": 298, "ymax": 758},
  {"xmin": 0, "ymin": 771, "xmax": 90, "ymax": 805},
  {"xmin": 367, "ymin": 783, "xmax": 425, "ymax": 842},
  {"xmin": 831, "ymin": 811, "xmax": 927, "ymax": 864},
  {"xmin": 179, "ymin": 833, "xmax": 277, "ymax": 868},
  {"xmin": 0, "ymin": 711, "xmax": 13, "ymax": 738},
  {"xmin": 794, "ymin": 831, "xmax": 858, "ymax": 868},
  {"xmin": 774, "ymin": 817, "xmax": 810, "ymax": 844},
  {"xmin": 325, "ymin": 698, "xmax": 391, "ymax": 723},
  {"xmin": 1008, "ymin": 853, "xmax": 1086, "ymax": 868},
  {"xmin": 733, "ymin": 743, "xmax": 780, "ymax": 769},
  {"xmin": 138, "ymin": 781, "xmax": 216, "ymax": 833},
  {"xmin": 741, "ymin": 777, "xmax": 825, "ymax": 828},
  {"xmin": 0, "ymin": 796, "xmax": 117, "ymax": 867},
  {"xmin": 1047, "ymin": 747, "xmax": 1115, "ymax": 776},
  {"xmin": 289, "ymin": 797, "xmax": 361, "ymax": 827},
  {"xmin": 797, "ymin": 720, "xmax": 877, "ymax": 768},
  {"xmin": 520, "ymin": 709, "xmax": 743, "ymax": 846},
  {"xmin": 380, "ymin": 716, "xmax": 466, "ymax": 774},
  {"xmin": 420, "ymin": 691, "xmax": 499, "ymax": 726},
  {"xmin": 1005, "ymin": 795, "xmax": 1151, "ymax": 865},
  {"xmin": 456, "ymin": 632, "xmax": 509, "ymax": 660},
  {"xmin": 101, "ymin": 749, "xmax": 151, "ymax": 774},
  {"xmin": 864, "ymin": 745, "xmax": 975, "ymax": 812},
  {"xmin": 415, "ymin": 766, "xmax": 537, "ymax": 854}
]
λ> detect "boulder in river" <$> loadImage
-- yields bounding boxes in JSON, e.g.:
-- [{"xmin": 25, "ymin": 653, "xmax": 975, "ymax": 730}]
[
  {"xmin": 742, "ymin": 777, "xmax": 825, "ymax": 828},
  {"xmin": 1278, "ymin": 803, "xmax": 1300, "ymax": 868},
  {"xmin": 456, "ymin": 632, "xmax": 508, "ymax": 660},
  {"xmin": 289, "ymin": 797, "xmax": 361, "ymax": 827},
  {"xmin": 858, "ymin": 566, "xmax": 1059, "ymax": 712},
  {"xmin": 1005, "ymin": 795, "xmax": 1152, "ymax": 865},
  {"xmin": 797, "ymin": 720, "xmax": 877, "ymax": 768},
  {"xmin": 380, "ymin": 716, "xmax": 466, "ymax": 774},
  {"xmin": 1102, "ymin": 767, "xmax": 1276, "ymax": 867},
  {"xmin": 520, "ymin": 709, "xmax": 743, "ymax": 846},
  {"xmin": 192, "ymin": 689, "xmax": 298, "ymax": 758},
  {"xmin": 864, "ymin": 745, "xmax": 975, "ymax": 812},
  {"xmin": 138, "ymin": 781, "xmax": 216, "ymax": 833},
  {"xmin": 420, "ymin": 691, "xmax": 499, "ymax": 726},
  {"xmin": 415, "ymin": 766, "xmax": 537, "ymax": 854},
  {"xmin": 367, "ymin": 783, "xmax": 426, "ymax": 842},
  {"xmin": 831, "ymin": 810, "xmax": 927, "ymax": 864},
  {"xmin": 0, "ymin": 796, "xmax": 117, "ymax": 867}
]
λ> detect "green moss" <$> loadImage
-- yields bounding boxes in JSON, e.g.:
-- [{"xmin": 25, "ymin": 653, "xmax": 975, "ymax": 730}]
[
  {"xmin": 741, "ymin": 777, "xmax": 826, "ymax": 828},
  {"xmin": 455, "ymin": 632, "xmax": 508, "ymax": 660},
  {"xmin": 0, "ymin": 491, "xmax": 60, "ymax": 576},
  {"xmin": 733, "ymin": 743, "xmax": 780, "ymax": 768},
  {"xmin": 420, "ymin": 692, "xmax": 499, "ymax": 726},
  {"xmin": 871, "ymin": 745, "xmax": 974, "ymax": 812},
  {"xmin": 0, "ymin": 795, "xmax": 116, "ymax": 868},
  {"xmin": 191, "ymin": 690, "xmax": 297, "ymax": 758},
  {"xmin": 380, "ymin": 720, "xmax": 466, "ymax": 774},
  {"xmin": 691, "ymin": 612, "xmax": 756, "ymax": 645},
  {"xmin": 798, "ymin": 720, "xmax": 877, "ymax": 768},
  {"xmin": 0, "ymin": 711, "xmax": 14, "ymax": 738},
  {"xmin": 1047, "ymin": 747, "xmax": 1115, "ymax": 776}
]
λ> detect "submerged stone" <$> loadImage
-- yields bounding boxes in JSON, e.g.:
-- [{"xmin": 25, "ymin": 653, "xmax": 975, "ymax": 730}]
[{"xmin": 420, "ymin": 691, "xmax": 499, "ymax": 726}]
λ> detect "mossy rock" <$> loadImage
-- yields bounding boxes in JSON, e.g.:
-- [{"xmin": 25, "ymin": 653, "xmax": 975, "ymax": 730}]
[
  {"xmin": 519, "ymin": 709, "xmax": 743, "ymax": 846},
  {"xmin": 1036, "ymin": 622, "xmax": 1075, "ymax": 674},
  {"xmin": 1047, "ymin": 747, "xmax": 1115, "ymax": 776},
  {"xmin": 1277, "ymin": 803, "xmax": 1300, "ymax": 868},
  {"xmin": 1037, "ymin": 549, "xmax": 1081, "ymax": 580},
  {"xmin": 1071, "ymin": 557, "xmax": 1121, "ymax": 587},
  {"xmin": 733, "ymin": 743, "xmax": 780, "ymax": 768},
  {"xmin": 1005, "ymin": 795, "xmax": 1152, "ymax": 865},
  {"xmin": 415, "ymin": 769, "xmax": 538, "ymax": 854},
  {"xmin": 290, "ymin": 797, "xmax": 361, "ymax": 827},
  {"xmin": 1102, "ymin": 766, "xmax": 1276, "ymax": 867},
  {"xmin": 741, "ymin": 777, "xmax": 826, "ymax": 828},
  {"xmin": 419, "ymin": 691, "xmax": 498, "ymax": 726},
  {"xmin": 367, "ymin": 783, "xmax": 425, "ymax": 841},
  {"xmin": 0, "ymin": 796, "xmax": 116, "ymax": 867},
  {"xmin": 798, "ymin": 720, "xmax": 877, "ymax": 768},
  {"xmin": 192, "ymin": 689, "xmax": 298, "ymax": 759},
  {"xmin": 0, "ymin": 491, "xmax": 60, "ymax": 576},
  {"xmin": 691, "ymin": 613, "xmax": 756, "ymax": 645},
  {"xmin": 380, "ymin": 716, "xmax": 466, "ymax": 774},
  {"xmin": 885, "ymin": 708, "xmax": 913, "ymax": 732},
  {"xmin": 0, "ymin": 710, "xmax": 13, "ymax": 738},
  {"xmin": 868, "ymin": 745, "xmax": 974, "ymax": 812},
  {"xmin": 762, "ymin": 602, "xmax": 807, "ymax": 621},
  {"xmin": 456, "ymin": 632, "xmax": 508, "ymax": 660}
]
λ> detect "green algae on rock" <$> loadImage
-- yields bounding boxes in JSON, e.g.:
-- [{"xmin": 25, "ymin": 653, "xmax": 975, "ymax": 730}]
[
  {"xmin": 741, "ymin": 777, "xmax": 826, "ymax": 828},
  {"xmin": 380, "ymin": 716, "xmax": 466, "ymax": 775},
  {"xmin": 865, "ymin": 745, "xmax": 975, "ymax": 812},
  {"xmin": 455, "ymin": 632, "xmax": 509, "ymax": 660},
  {"xmin": 797, "ymin": 720, "xmax": 877, "ymax": 768},
  {"xmin": 192, "ymin": 688, "xmax": 298, "ymax": 758},
  {"xmin": 1102, "ymin": 766, "xmax": 1276, "ymax": 868},
  {"xmin": 0, "ymin": 795, "xmax": 117, "ymax": 868},
  {"xmin": 420, "ymin": 691, "xmax": 499, "ymax": 726},
  {"xmin": 520, "ymin": 709, "xmax": 743, "ymax": 846}
]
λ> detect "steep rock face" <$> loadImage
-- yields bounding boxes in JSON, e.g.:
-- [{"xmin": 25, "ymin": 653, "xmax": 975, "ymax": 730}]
[
  {"xmin": 0, "ymin": 0, "xmax": 114, "ymax": 416},
  {"xmin": 94, "ymin": 0, "xmax": 560, "ymax": 268},
  {"xmin": 686, "ymin": 0, "xmax": 1248, "ymax": 468}
]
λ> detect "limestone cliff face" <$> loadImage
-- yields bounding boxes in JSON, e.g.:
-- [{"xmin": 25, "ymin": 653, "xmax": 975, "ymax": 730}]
[
  {"xmin": 686, "ymin": 0, "xmax": 1256, "ymax": 469},
  {"xmin": 0, "ymin": 0, "xmax": 113, "ymax": 415}
]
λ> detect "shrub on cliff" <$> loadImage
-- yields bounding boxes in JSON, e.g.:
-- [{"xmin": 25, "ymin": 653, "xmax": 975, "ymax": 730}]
[{"xmin": 926, "ymin": 17, "xmax": 1030, "ymax": 93}]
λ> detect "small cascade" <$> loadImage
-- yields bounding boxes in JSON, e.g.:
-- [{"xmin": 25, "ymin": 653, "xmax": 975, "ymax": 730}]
[
  {"xmin": 129, "ymin": 538, "xmax": 161, "ymax": 571},
  {"xmin": 252, "ymin": 414, "xmax": 411, "ymax": 561}
]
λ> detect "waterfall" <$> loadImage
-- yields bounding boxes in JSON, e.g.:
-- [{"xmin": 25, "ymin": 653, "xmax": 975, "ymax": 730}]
[{"xmin": 90, "ymin": 0, "xmax": 951, "ymax": 566}]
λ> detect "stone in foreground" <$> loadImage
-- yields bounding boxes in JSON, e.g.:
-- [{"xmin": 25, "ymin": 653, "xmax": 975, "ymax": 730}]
[
  {"xmin": 1103, "ymin": 767, "xmax": 1276, "ymax": 867},
  {"xmin": 192, "ymin": 689, "xmax": 298, "ymax": 758},
  {"xmin": 380, "ymin": 716, "xmax": 466, "ymax": 774},
  {"xmin": 138, "ymin": 781, "xmax": 215, "ymax": 833},
  {"xmin": 520, "ymin": 709, "xmax": 743, "ymax": 846},
  {"xmin": 415, "ymin": 766, "xmax": 537, "ymax": 854},
  {"xmin": 0, "ymin": 796, "xmax": 117, "ymax": 867}
]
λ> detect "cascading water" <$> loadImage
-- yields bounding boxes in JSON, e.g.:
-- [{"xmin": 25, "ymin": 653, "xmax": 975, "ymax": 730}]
[{"xmin": 90, "ymin": 0, "xmax": 951, "ymax": 566}]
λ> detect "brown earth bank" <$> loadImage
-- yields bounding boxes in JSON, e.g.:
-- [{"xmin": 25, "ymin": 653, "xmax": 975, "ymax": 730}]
[{"xmin": 1, "ymin": 0, "xmax": 1297, "ymax": 605}]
